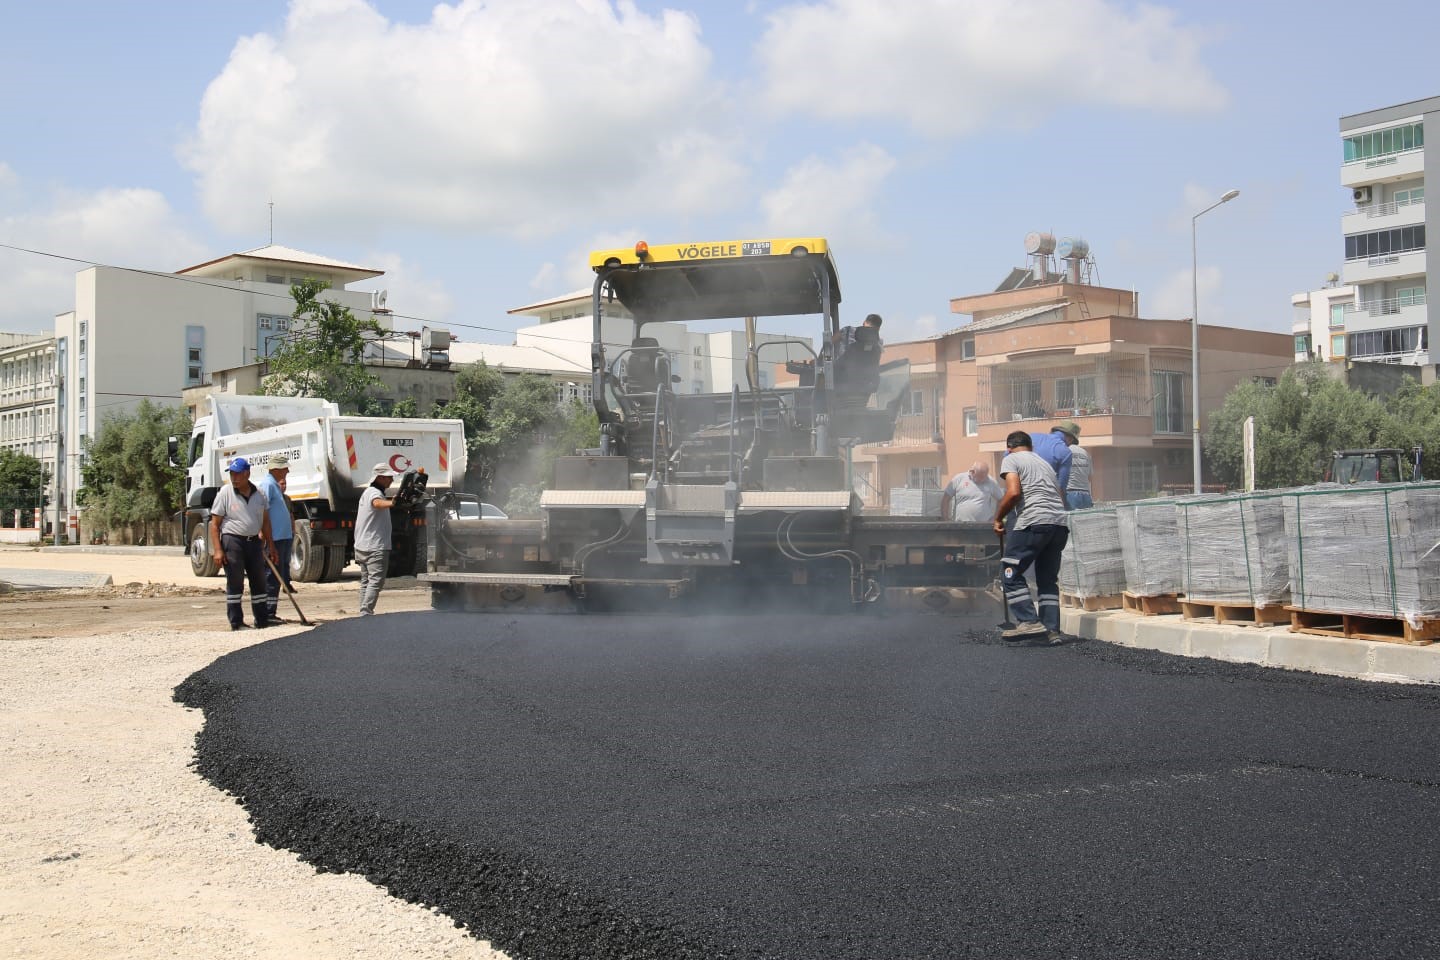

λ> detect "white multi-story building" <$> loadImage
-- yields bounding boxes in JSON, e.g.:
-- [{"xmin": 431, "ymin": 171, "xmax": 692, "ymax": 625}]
[
  {"xmin": 52, "ymin": 245, "xmax": 389, "ymax": 524},
  {"xmin": 0, "ymin": 334, "xmax": 59, "ymax": 508},
  {"xmin": 1291, "ymin": 282, "xmax": 1356, "ymax": 363},
  {"xmin": 1339, "ymin": 96, "xmax": 1433, "ymax": 367}
]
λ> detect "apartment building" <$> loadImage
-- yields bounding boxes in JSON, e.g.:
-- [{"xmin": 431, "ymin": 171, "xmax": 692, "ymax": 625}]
[
  {"xmin": 1291, "ymin": 282, "xmax": 1356, "ymax": 363},
  {"xmin": 1338, "ymin": 96, "xmax": 1433, "ymax": 368},
  {"xmin": 850, "ymin": 238, "xmax": 1293, "ymax": 508}
]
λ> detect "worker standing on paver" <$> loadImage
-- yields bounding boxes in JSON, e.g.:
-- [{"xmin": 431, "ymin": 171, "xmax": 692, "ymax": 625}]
[
  {"xmin": 994, "ymin": 431, "xmax": 1070, "ymax": 643},
  {"xmin": 1052, "ymin": 420, "xmax": 1093, "ymax": 509},
  {"xmin": 210, "ymin": 457, "xmax": 276, "ymax": 631},
  {"xmin": 257, "ymin": 455, "xmax": 294, "ymax": 623},
  {"xmin": 354, "ymin": 462, "xmax": 397, "ymax": 616}
]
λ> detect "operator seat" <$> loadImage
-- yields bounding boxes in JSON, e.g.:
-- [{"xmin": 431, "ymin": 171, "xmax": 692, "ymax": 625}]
[{"xmin": 623, "ymin": 337, "xmax": 663, "ymax": 395}]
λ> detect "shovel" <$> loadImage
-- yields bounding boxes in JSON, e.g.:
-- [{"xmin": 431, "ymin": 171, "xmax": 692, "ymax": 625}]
[{"xmin": 264, "ymin": 551, "xmax": 312, "ymax": 626}]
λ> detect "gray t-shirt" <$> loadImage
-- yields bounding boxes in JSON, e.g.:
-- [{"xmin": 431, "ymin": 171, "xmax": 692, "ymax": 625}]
[
  {"xmin": 210, "ymin": 481, "xmax": 268, "ymax": 537},
  {"xmin": 999, "ymin": 450, "xmax": 1069, "ymax": 530},
  {"xmin": 1067, "ymin": 445, "xmax": 1093, "ymax": 495},
  {"xmin": 353, "ymin": 484, "xmax": 393, "ymax": 553},
  {"xmin": 943, "ymin": 472, "xmax": 1003, "ymax": 521}
]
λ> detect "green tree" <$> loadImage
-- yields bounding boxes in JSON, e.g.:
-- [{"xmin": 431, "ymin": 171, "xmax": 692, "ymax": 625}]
[
  {"xmin": 263, "ymin": 278, "xmax": 384, "ymax": 410},
  {"xmin": 432, "ymin": 363, "xmax": 599, "ymax": 511},
  {"xmin": 1204, "ymin": 363, "xmax": 1391, "ymax": 489},
  {"xmin": 77, "ymin": 400, "xmax": 194, "ymax": 541},
  {"xmin": 0, "ymin": 449, "xmax": 47, "ymax": 528},
  {"xmin": 1376, "ymin": 380, "xmax": 1440, "ymax": 477}
]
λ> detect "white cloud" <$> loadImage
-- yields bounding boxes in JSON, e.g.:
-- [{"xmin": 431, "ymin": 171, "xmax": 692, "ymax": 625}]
[
  {"xmin": 183, "ymin": 0, "xmax": 746, "ymax": 239},
  {"xmin": 756, "ymin": 0, "xmax": 1226, "ymax": 137},
  {"xmin": 1150, "ymin": 264, "xmax": 1222, "ymax": 322},
  {"xmin": 760, "ymin": 143, "xmax": 896, "ymax": 245},
  {"xmin": 0, "ymin": 162, "xmax": 17, "ymax": 191},
  {"xmin": 0, "ymin": 183, "xmax": 207, "ymax": 333},
  {"xmin": 362, "ymin": 251, "xmax": 454, "ymax": 326}
]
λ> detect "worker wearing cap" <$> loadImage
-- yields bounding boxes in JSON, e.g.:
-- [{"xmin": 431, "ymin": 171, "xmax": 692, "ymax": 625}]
[
  {"xmin": 1028, "ymin": 425, "xmax": 1073, "ymax": 503},
  {"xmin": 209, "ymin": 457, "xmax": 277, "ymax": 630},
  {"xmin": 354, "ymin": 462, "xmax": 397, "ymax": 616},
  {"xmin": 1052, "ymin": 421, "xmax": 1093, "ymax": 509},
  {"xmin": 257, "ymin": 454, "xmax": 295, "ymax": 622}
]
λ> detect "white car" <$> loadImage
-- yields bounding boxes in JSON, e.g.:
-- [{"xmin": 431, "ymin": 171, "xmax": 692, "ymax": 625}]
[{"xmin": 450, "ymin": 501, "xmax": 508, "ymax": 520}]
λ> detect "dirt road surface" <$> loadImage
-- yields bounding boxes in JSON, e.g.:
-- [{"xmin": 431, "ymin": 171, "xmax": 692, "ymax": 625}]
[{"xmin": 0, "ymin": 545, "xmax": 508, "ymax": 960}]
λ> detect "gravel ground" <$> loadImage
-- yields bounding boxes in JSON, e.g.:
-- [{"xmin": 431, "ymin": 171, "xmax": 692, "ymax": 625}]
[{"xmin": 0, "ymin": 589, "xmax": 508, "ymax": 959}]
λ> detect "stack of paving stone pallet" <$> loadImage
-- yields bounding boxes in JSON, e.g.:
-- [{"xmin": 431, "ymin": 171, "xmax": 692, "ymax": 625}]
[
  {"xmin": 1058, "ymin": 506, "xmax": 1125, "ymax": 610},
  {"xmin": 1115, "ymin": 498, "xmax": 1185, "ymax": 615},
  {"xmin": 1175, "ymin": 492, "xmax": 1290, "ymax": 626},
  {"xmin": 1283, "ymin": 482, "xmax": 1440, "ymax": 644}
]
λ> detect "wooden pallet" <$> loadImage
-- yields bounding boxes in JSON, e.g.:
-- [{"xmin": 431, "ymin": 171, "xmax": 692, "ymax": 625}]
[
  {"xmin": 1122, "ymin": 591, "xmax": 1182, "ymax": 616},
  {"xmin": 1180, "ymin": 599, "xmax": 1290, "ymax": 627},
  {"xmin": 1061, "ymin": 592, "xmax": 1122, "ymax": 611},
  {"xmin": 1287, "ymin": 606, "xmax": 1440, "ymax": 646}
]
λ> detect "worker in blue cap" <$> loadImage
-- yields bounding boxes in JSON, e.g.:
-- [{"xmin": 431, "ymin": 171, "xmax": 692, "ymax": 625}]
[{"xmin": 208, "ymin": 457, "xmax": 277, "ymax": 630}]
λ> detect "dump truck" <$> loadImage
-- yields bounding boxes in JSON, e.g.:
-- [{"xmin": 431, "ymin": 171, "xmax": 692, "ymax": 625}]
[
  {"xmin": 422, "ymin": 237, "xmax": 996, "ymax": 612},
  {"xmin": 174, "ymin": 395, "xmax": 467, "ymax": 582}
]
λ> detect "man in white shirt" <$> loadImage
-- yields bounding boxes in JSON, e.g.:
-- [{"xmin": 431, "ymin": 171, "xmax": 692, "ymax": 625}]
[
  {"xmin": 353, "ymin": 462, "xmax": 397, "ymax": 616},
  {"xmin": 209, "ymin": 457, "xmax": 276, "ymax": 630},
  {"xmin": 940, "ymin": 461, "xmax": 1003, "ymax": 522}
]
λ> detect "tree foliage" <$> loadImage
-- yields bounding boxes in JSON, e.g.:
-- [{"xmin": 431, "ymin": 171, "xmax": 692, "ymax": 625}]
[
  {"xmin": 263, "ymin": 278, "xmax": 384, "ymax": 411},
  {"xmin": 0, "ymin": 449, "xmax": 47, "ymax": 527},
  {"xmin": 77, "ymin": 400, "xmax": 194, "ymax": 534},
  {"xmin": 1204, "ymin": 362, "xmax": 1439, "ymax": 490},
  {"xmin": 432, "ymin": 362, "xmax": 599, "ymax": 513}
]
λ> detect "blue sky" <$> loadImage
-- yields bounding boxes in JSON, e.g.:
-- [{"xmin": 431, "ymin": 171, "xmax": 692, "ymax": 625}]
[{"xmin": 1, "ymin": 0, "xmax": 1436, "ymax": 346}]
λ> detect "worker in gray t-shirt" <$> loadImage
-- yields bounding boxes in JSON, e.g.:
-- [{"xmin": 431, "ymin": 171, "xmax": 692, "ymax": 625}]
[
  {"xmin": 354, "ymin": 463, "xmax": 398, "ymax": 616},
  {"xmin": 1052, "ymin": 420, "xmax": 1093, "ymax": 509},
  {"xmin": 994, "ymin": 430, "xmax": 1070, "ymax": 642}
]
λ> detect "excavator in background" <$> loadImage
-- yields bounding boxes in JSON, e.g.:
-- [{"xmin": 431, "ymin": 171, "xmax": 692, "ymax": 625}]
[{"xmin": 421, "ymin": 237, "xmax": 997, "ymax": 613}]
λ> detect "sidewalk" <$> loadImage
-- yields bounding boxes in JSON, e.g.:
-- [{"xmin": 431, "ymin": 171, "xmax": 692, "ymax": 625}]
[{"xmin": 1062, "ymin": 609, "xmax": 1440, "ymax": 685}]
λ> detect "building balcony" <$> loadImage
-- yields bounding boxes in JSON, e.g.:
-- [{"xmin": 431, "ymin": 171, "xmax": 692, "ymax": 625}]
[
  {"xmin": 975, "ymin": 414, "xmax": 1177, "ymax": 451},
  {"xmin": 1342, "ymin": 198, "xmax": 1425, "ymax": 235},
  {"xmin": 1341, "ymin": 148, "xmax": 1425, "ymax": 188},
  {"xmin": 1342, "ymin": 249, "xmax": 1427, "ymax": 286},
  {"xmin": 1342, "ymin": 294, "xmax": 1427, "ymax": 332}
]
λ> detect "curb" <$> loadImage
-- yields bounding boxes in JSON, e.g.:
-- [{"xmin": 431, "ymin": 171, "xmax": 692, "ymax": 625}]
[
  {"xmin": 37, "ymin": 546, "xmax": 187, "ymax": 556},
  {"xmin": 0, "ymin": 569, "xmax": 114, "ymax": 591},
  {"xmin": 1061, "ymin": 609, "xmax": 1440, "ymax": 686}
]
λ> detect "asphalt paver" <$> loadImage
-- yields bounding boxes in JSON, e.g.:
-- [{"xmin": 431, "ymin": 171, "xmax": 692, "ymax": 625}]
[{"xmin": 177, "ymin": 612, "xmax": 1440, "ymax": 959}]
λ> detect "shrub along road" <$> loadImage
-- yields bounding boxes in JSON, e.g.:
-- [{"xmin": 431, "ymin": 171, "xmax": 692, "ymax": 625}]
[{"xmin": 180, "ymin": 612, "xmax": 1440, "ymax": 960}]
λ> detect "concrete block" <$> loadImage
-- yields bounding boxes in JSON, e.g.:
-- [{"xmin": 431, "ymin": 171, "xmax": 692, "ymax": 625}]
[
  {"xmin": 1368, "ymin": 643, "xmax": 1440, "ymax": 685},
  {"xmin": 1187, "ymin": 626, "xmax": 1270, "ymax": 665},
  {"xmin": 1127, "ymin": 617, "xmax": 1191, "ymax": 656},
  {"xmin": 1266, "ymin": 631, "xmax": 1372, "ymax": 678},
  {"xmin": 1090, "ymin": 611, "xmax": 1139, "ymax": 647}
]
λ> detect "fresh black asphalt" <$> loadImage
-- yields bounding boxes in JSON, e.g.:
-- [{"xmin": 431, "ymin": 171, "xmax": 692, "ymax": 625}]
[{"xmin": 176, "ymin": 613, "xmax": 1440, "ymax": 959}]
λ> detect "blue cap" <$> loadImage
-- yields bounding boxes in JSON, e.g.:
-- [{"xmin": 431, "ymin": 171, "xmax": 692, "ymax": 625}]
[{"xmin": 227, "ymin": 457, "xmax": 250, "ymax": 473}]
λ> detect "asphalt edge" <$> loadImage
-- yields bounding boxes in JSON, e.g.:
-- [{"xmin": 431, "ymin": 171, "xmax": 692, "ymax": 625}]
[{"xmin": 1062, "ymin": 609, "xmax": 1440, "ymax": 686}]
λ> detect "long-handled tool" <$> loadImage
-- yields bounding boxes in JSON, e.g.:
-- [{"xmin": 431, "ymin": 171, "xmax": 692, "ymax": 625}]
[
  {"xmin": 996, "ymin": 530, "xmax": 1014, "ymax": 631},
  {"xmin": 263, "ymin": 551, "xmax": 312, "ymax": 626}
]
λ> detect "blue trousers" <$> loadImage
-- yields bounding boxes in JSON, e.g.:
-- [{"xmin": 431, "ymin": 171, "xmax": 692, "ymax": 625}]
[
  {"xmin": 1066, "ymin": 491, "xmax": 1093, "ymax": 510},
  {"xmin": 1002, "ymin": 524, "xmax": 1070, "ymax": 631},
  {"xmin": 264, "ymin": 538, "xmax": 294, "ymax": 618}
]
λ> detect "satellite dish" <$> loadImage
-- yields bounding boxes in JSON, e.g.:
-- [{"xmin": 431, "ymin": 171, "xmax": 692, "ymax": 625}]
[{"xmin": 377, "ymin": 290, "xmax": 388, "ymax": 308}]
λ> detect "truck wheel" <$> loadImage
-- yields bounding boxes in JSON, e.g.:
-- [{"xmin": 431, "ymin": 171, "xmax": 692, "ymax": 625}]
[
  {"xmin": 387, "ymin": 535, "xmax": 416, "ymax": 579},
  {"xmin": 189, "ymin": 524, "xmax": 219, "ymax": 578},
  {"xmin": 321, "ymin": 545, "xmax": 347, "ymax": 581},
  {"xmin": 290, "ymin": 521, "xmax": 326, "ymax": 583}
]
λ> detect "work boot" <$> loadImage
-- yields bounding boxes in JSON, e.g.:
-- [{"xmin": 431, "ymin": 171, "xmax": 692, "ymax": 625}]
[{"xmin": 1000, "ymin": 620, "xmax": 1048, "ymax": 641}]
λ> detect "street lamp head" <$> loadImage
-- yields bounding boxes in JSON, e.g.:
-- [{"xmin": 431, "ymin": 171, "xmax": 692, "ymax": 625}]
[{"xmin": 1220, "ymin": 188, "xmax": 1240, "ymax": 203}]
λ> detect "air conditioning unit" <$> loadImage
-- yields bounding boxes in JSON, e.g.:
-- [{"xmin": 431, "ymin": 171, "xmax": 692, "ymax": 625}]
[{"xmin": 1353, "ymin": 186, "xmax": 1372, "ymax": 203}]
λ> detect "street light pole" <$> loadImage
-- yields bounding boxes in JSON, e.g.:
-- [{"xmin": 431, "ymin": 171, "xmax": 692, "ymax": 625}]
[{"xmin": 1191, "ymin": 188, "xmax": 1240, "ymax": 494}]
